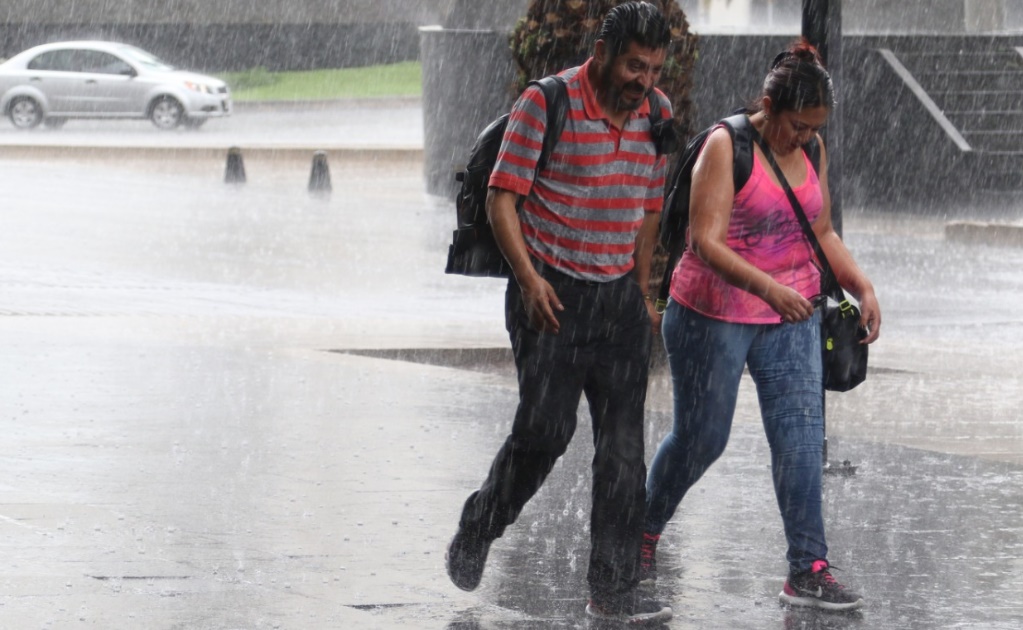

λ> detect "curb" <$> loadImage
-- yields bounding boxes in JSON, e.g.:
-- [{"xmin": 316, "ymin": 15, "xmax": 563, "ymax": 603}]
[
  {"xmin": 231, "ymin": 96, "xmax": 422, "ymax": 111},
  {"xmin": 945, "ymin": 221, "xmax": 1023, "ymax": 247},
  {"xmin": 0, "ymin": 144, "xmax": 423, "ymax": 163}
]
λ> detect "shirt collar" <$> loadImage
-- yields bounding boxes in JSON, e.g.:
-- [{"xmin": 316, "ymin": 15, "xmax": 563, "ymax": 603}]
[{"xmin": 577, "ymin": 58, "xmax": 652, "ymax": 123}]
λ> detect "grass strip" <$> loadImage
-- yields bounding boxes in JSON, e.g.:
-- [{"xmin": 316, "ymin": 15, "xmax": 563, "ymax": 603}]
[{"xmin": 221, "ymin": 61, "xmax": 422, "ymax": 101}]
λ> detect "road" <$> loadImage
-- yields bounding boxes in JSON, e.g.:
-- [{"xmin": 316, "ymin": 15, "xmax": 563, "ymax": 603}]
[
  {"xmin": 0, "ymin": 103, "xmax": 1021, "ymax": 628},
  {"xmin": 0, "ymin": 98, "xmax": 424, "ymax": 150}
]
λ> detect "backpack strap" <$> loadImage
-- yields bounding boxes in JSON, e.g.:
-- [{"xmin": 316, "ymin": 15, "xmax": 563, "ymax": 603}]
[
  {"xmin": 724, "ymin": 113, "xmax": 754, "ymax": 193},
  {"xmin": 646, "ymin": 90, "xmax": 679, "ymax": 155},
  {"xmin": 530, "ymin": 76, "xmax": 569, "ymax": 176}
]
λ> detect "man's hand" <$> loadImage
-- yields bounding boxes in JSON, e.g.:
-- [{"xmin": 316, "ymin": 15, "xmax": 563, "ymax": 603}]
[
  {"xmin": 519, "ymin": 274, "xmax": 564, "ymax": 333},
  {"xmin": 645, "ymin": 299, "xmax": 662, "ymax": 336}
]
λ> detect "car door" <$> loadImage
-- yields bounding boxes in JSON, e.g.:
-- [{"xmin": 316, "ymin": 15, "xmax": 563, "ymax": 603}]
[
  {"xmin": 23, "ymin": 49, "xmax": 82, "ymax": 114},
  {"xmin": 74, "ymin": 50, "xmax": 146, "ymax": 115}
]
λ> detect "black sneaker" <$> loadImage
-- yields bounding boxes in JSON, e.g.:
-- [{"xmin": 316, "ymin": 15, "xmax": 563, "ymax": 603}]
[
  {"xmin": 586, "ymin": 593, "xmax": 672, "ymax": 625},
  {"xmin": 445, "ymin": 528, "xmax": 492, "ymax": 592},
  {"xmin": 779, "ymin": 559, "xmax": 864, "ymax": 611},
  {"xmin": 638, "ymin": 532, "xmax": 659, "ymax": 587}
]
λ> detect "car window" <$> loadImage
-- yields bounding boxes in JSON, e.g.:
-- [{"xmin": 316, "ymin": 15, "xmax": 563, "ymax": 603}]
[
  {"xmin": 26, "ymin": 50, "xmax": 77, "ymax": 71},
  {"xmin": 77, "ymin": 51, "xmax": 133, "ymax": 75},
  {"xmin": 118, "ymin": 46, "xmax": 174, "ymax": 72},
  {"xmin": 25, "ymin": 49, "xmax": 133, "ymax": 75}
]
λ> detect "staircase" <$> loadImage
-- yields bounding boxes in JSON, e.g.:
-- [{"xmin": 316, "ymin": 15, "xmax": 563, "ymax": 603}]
[{"xmin": 887, "ymin": 44, "xmax": 1023, "ymax": 194}]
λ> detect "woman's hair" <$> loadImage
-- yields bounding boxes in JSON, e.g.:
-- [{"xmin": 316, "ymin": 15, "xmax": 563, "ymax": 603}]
[
  {"xmin": 597, "ymin": 1, "xmax": 671, "ymax": 59},
  {"xmin": 759, "ymin": 38, "xmax": 835, "ymax": 113}
]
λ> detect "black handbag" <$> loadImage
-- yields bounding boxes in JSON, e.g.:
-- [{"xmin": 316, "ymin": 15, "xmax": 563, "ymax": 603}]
[{"xmin": 751, "ymin": 129, "xmax": 868, "ymax": 392}]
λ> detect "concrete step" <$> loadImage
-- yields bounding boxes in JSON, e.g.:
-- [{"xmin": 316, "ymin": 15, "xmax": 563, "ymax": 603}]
[
  {"xmin": 972, "ymin": 171, "xmax": 1023, "ymax": 191},
  {"xmin": 945, "ymin": 221, "xmax": 1023, "ymax": 246},
  {"xmin": 963, "ymin": 151, "xmax": 1023, "ymax": 190},
  {"xmin": 947, "ymin": 110, "xmax": 1023, "ymax": 132},
  {"xmin": 899, "ymin": 51, "xmax": 1023, "ymax": 73},
  {"xmin": 915, "ymin": 70, "xmax": 1023, "ymax": 92},
  {"xmin": 963, "ymin": 130, "xmax": 1023, "ymax": 152},
  {"xmin": 934, "ymin": 90, "xmax": 1022, "ymax": 112}
]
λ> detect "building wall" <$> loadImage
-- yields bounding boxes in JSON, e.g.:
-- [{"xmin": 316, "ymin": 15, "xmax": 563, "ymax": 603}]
[
  {"xmin": 0, "ymin": 1, "xmax": 454, "ymax": 25},
  {"xmin": 677, "ymin": 0, "xmax": 1023, "ymax": 34},
  {"xmin": 686, "ymin": 32, "xmax": 1023, "ymax": 206},
  {"xmin": 0, "ymin": 0, "xmax": 458, "ymax": 70}
]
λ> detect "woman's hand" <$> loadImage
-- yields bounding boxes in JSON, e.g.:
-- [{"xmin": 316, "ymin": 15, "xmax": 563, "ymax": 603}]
[
  {"xmin": 855, "ymin": 289, "xmax": 881, "ymax": 344},
  {"xmin": 764, "ymin": 282, "xmax": 815, "ymax": 323}
]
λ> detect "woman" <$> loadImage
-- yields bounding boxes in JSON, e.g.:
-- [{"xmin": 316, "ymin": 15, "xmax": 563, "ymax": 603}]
[{"xmin": 641, "ymin": 40, "xmax": 881, "ymax": 612}]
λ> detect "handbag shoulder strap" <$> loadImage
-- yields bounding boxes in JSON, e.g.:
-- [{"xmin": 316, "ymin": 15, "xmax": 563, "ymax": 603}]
[{"xmin": 748, "ymin": 125, "xmax": 842, "ymax": 299}]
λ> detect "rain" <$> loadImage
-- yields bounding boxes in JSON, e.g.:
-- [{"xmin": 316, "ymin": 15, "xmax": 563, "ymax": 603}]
[{"xmin": 1, "ymin": 1, "xmax": 1022, "ymax": 628}]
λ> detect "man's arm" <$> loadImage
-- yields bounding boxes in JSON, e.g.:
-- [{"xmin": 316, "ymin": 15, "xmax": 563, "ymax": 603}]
[
  {"xmin": 486, "ymin": 187, "xmax": 563, "ymax": 333},
  {"xmin": 632, "ymin": 211, "xmax": 662, "ymax": 332}
]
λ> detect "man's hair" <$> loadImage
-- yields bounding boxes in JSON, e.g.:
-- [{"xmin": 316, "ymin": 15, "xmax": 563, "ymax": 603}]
[{"xmin": 597, "ymin": 2, "xmax": 671, "ymax": 58}]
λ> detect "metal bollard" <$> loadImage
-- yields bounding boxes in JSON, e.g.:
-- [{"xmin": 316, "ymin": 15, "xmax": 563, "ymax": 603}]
[
  {"xmin": 224, "ymin": 147, "xmax": 246, "ymax": 184},
  {"xmin": 308, "ymin": 150, "xmax": 332, "ymax": 194}
]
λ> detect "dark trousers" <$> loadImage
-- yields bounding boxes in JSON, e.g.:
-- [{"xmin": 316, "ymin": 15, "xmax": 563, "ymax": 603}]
[{"xmin": 457, "ymin": 266, "xmax": 652, "ymax": 600}]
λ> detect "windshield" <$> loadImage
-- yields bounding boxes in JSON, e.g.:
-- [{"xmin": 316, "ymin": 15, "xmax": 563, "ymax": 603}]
[{"xmin": 118, "ymin": 46, "xmax": 175, "ymax": 71}]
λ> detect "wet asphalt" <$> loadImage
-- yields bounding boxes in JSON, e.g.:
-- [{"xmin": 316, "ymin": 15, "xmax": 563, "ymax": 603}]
[{"xmin": 0, "ymin": 101, "xmax": 1021, "ymax": 629}]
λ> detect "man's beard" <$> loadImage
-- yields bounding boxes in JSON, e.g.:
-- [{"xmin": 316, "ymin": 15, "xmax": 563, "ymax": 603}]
[{"xmin": 600, "ymin": 60, "xmax": 648, "ymax": 113}]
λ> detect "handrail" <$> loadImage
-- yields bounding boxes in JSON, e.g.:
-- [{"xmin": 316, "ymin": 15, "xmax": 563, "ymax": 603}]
[{"xmin": 877, "ymin": 48, "xmax": 973, "ymax": 152}]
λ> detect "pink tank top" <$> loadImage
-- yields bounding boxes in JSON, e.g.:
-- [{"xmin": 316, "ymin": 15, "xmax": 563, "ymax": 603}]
[{"xmin": 669, "ymin": 146, "xmax": 823, "ymax": 324}]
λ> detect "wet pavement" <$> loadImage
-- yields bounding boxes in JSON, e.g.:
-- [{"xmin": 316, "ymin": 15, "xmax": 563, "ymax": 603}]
[
  {"xmin": 1, "ymin": 102, "xmax": 1022, "ymax": 629},
  {"xmin": 0, "ymin": 98, "xmax": 424, "ymax": 151}
]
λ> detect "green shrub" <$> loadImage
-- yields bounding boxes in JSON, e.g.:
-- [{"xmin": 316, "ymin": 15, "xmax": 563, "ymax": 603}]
[{"xmin": 219, "ymin": 62, "xmax": 422, "ymax": 101}]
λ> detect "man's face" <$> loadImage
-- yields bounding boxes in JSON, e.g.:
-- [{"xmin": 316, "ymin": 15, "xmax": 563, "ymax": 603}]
[{"xmin": 598, "ymin": 40, "xmax": 667, "ymax": 113}]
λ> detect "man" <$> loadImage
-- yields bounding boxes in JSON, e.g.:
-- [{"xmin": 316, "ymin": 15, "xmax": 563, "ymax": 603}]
[{"xmin": 445, "ymin": 2, "xmax": 675, "ymax": 625}]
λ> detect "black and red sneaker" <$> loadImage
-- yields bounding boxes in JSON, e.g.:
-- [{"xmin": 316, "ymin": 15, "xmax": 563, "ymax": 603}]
[
  {"xmin": 779, "ymin": 559, "xmax": 864, "ymax": 611},
  {"xmin": 638, "ymin": 532, "xmax": 660, "ymax": 587}
]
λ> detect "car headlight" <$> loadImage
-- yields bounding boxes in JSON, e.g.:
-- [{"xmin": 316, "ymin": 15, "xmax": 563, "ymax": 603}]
[{"xmin": 184, "ymin": 81, "xmax": 213, "ymax": 94}]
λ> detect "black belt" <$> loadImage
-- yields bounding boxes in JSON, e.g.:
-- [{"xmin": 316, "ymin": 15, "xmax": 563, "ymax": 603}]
[{"xmin": 532, "ymin": 260, "xmax": 618, "ymax": 287}]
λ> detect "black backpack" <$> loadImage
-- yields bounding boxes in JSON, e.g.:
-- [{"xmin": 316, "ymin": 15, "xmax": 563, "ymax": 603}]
[
  {"xmin": 655, "ymin": 112, "xmax": 821, "ymax": 309},
  {"xmin": 444, "ymin": 76, "xmax": 569, "ymax": 278},
  {"xmin": 445, "ymin": 79, "xmax": 676, "ymax": 278}
]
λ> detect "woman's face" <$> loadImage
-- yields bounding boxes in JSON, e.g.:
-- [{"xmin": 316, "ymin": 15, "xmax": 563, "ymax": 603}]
[{"xmin": 771, "ymin": 105, "xmax": 830, "ymax": 154}]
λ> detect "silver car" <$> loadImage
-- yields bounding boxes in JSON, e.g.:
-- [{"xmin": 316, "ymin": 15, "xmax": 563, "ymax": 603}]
[{"xmin": 0, "ymin": 41, "xmax": 231, "ymax": 130}]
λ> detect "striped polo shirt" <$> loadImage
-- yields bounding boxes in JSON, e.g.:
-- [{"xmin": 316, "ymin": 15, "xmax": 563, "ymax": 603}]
[{"xmin": 489, "ymin": 59, "xmax": 670, "ymax": 282}]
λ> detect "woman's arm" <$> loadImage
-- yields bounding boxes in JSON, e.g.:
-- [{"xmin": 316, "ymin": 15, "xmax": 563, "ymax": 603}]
[
  {"xmin": 688, "ymin": 128, "xmax": 815, "ymax": 324},
  {"xmin": 812, "ymin": 139, "xmax": 882, "ymax": 343}
]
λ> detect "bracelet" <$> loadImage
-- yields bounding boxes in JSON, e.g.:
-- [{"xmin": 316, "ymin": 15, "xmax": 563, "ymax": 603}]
[{"xmin": 643, "ymin": 294, "xmax": 653, "ymax": 302}]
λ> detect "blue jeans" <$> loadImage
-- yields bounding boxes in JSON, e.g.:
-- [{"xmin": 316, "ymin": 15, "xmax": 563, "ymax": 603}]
[{"xmin": 645, "ymin": 299, "xmax": 827, "ymax": 572}]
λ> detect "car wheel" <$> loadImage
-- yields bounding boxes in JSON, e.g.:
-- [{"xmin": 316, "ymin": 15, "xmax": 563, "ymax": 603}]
[
  {"xmin": 43, "ymin": 117, "xmax": 67, "ymax": 129},
  {"xmin": 149, "ymin": 96, "xmax": 184, "ymax": 130},
  {"xmin": 8, "ymin": 96, "xmax": 43, "ymax": 129},
  {"xmin": 182, "ymin": 117, "xmax": 207, "ymax": 130}
]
